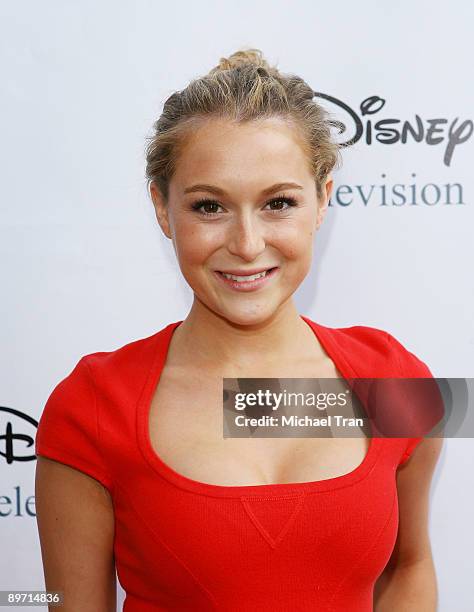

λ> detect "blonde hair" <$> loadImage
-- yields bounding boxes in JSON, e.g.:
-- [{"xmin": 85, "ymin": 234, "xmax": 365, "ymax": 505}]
[{"xmin": 145, "ymin": 48, "xmax": 345, "ymax": 202}]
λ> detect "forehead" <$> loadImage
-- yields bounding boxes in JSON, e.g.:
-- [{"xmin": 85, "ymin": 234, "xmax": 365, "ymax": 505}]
[{"xmin": 171, "ymin": 117, "xmax": 311, "ymax": 193}]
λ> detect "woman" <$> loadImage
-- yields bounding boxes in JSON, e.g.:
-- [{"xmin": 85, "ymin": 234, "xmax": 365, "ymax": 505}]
[{"xmin": 35, "ymin": 49, "xmax": 443, "ymax": 611}]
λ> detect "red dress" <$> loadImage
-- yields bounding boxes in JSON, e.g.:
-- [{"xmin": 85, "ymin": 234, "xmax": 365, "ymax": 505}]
[{"xmin": 35, "ymin": 316, "xmax": 437, "ymax": 611}]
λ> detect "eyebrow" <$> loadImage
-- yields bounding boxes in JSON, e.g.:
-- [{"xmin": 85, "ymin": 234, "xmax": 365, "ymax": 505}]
[{"xmin": 183, "ymin": 182, "xmax": 304, "ymax": 196}]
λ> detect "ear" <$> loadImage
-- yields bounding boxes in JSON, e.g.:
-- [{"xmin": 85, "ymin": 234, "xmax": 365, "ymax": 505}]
[
  {"xmin": 315, "ymin": 175, "xmax": 333, "ymax": 231},
  {"xmin": 150, "ymin": 182, "xmax": 172, "ymax": 239}
]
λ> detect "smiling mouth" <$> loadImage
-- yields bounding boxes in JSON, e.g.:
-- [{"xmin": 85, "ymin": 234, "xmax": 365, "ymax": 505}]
[{"xmin": 216, "ymin": 267, "xmax": 277, "ymax": 281}]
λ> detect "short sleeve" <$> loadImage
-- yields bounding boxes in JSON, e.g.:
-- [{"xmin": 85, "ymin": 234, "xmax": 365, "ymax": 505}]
[
  {"xmin": 386, "ymin": 332, "xmax": 443, "ymax": 467},
  {"xmin": 398, "ymin": 436, "xmax": 424, "ymax": 466},
  {"xmin": 35, "ymin": 356, "xmax": 113, "ymax": 493},
  {"xmin": 386, "ymin": 331, "xmax": 434, "ymax": 379}
]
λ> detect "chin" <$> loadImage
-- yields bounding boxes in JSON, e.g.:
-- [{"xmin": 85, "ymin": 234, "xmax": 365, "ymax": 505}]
[{"xmin": 215, "ymin": 304, "xmax": 280, "ymax": 328}]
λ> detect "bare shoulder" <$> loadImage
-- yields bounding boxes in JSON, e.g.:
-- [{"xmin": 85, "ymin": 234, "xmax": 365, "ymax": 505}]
[
  {"xmin": 35, "ymin": 456, "xmax": 116, "ymax": 611},
  {"xmin": 389, "ymin": 437, "xmax": 444, "ymax": 568}
]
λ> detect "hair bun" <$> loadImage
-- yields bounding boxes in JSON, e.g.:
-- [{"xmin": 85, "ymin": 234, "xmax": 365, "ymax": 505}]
[{"xmin": 210, "ymin": 48, "xmax": 276, "ymax": 76}]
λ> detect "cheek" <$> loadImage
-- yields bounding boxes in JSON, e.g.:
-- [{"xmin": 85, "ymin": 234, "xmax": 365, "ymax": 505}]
[
  {"xmin": 173, "ymin": 223, "xmax": 222, "ymax": 264},
  {"xmin": 270, "ymin": 222, "xmax": 313, "ymax": 259}
]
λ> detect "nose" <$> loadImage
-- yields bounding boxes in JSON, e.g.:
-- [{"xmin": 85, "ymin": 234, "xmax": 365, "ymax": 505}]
[{"xmin": 226, "ymin": 213, "xmax": 266, "ymax": 261}]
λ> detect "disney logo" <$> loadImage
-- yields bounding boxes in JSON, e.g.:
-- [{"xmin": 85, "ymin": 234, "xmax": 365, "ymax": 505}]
[
  {"xmin": 0, "ymin": 406, "xmax": 38, "ymax": 464},
  {"xmin": 315, "ymin": 93, "xmax": 472, "ymax": 166}
]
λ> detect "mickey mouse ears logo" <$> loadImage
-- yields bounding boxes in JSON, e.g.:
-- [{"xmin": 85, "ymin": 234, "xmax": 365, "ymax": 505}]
[{"xmin": 314, "ymin": 92, "xmax": 473, "ymax": 166}]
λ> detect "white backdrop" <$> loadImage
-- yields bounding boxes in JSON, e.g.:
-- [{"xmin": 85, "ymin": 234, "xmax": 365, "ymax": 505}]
[{"xmin": 1, "ymin": 1, "xmax": 473, "ymax": 610}]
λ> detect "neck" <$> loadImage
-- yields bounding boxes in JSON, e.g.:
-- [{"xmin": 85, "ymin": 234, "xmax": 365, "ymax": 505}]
[{"xmin": 167, "ymin": 299, "xmax": 317, "ymax": 370}]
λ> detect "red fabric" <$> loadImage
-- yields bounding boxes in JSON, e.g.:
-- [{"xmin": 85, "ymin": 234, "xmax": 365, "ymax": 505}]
[{"xmin": 35, "ymin": 316, "xmax": 437, "ymax": 611}]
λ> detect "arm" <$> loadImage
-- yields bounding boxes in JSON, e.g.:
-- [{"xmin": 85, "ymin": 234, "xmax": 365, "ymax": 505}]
[
  {"xmin": 374, "ymin": 436, "xmax": 443, "ymax": 611},
  {"xmin": 35, "ymin": 456, "xmax": 116, "ymax": 611}
]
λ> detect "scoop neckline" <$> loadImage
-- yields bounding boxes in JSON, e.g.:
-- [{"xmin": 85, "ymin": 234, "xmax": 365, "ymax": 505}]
[{"xmin": 137, "ymin": 315, "xmax": 381, "ymax": 498}]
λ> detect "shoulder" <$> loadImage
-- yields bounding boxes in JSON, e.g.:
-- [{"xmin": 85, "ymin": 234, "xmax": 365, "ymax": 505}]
[
  {"xmin": 35, "ymin": 322, "xmax": 178, "ymax": 490},
  {"xmin": 303, "ymin": 316, "xmax": 441, "ymax": 468},
  {"xmin": 73, "ymin": 320, "xmax": 182, "ymax": 386},
  {"xmin": 356, "ymin": 324, "xmax": 433, "ymax": 377},
  {"xmin": 304, "ymin": 316, "xmax": 433, "ymax": 378},
  {"xmin": 37, "ymin": 320, "xmax": 178, "ymax": 422},
  {"xmin": 40, "ymin": 318, "xmax": 180, "ymax": 412},
  {"xmin": 42, "ymin": 321, "xmax": 178, "ymax": 422},
  {"xmin": 82, "ymin": 327, "xmax": 165, "ymax": 379}
]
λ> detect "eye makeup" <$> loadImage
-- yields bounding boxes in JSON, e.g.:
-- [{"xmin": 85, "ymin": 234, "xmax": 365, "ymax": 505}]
[{"xmin": 190, "ymin": 194, "xmax": 299, "ymax": 217}]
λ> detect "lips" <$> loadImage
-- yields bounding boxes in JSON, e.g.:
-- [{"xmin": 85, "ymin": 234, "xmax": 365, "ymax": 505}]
[
  {"xmin": 213, "ymin": 267, "xmax": 280, "ymax": 292},
  {"xmin": 217, "ymin": 267, "xmax": 277, "ymax": 275}
]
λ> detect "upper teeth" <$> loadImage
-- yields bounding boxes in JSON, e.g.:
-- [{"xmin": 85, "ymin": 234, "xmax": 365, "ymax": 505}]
[{"xmin": 221, "ymin": 270, "xmax": 270, "ymax": 282}]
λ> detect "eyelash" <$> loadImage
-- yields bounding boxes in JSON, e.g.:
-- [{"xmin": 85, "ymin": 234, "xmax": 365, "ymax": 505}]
[{"xmin": 190, "ymin": 195, "xmax": 298, "ymax": 217}]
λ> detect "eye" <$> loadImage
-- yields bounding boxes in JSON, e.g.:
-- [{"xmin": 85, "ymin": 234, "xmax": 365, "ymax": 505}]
[
  {"xmin": 190, "ymin": 198, "xmax": 223, "ymax": 217},
  {"xmin": 190, "ymin": 194, "xmax": 298, "ymax": 218},
  {"xmin": 265, "ymin": 195, "xmax": 298, "ymax": 213}
]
